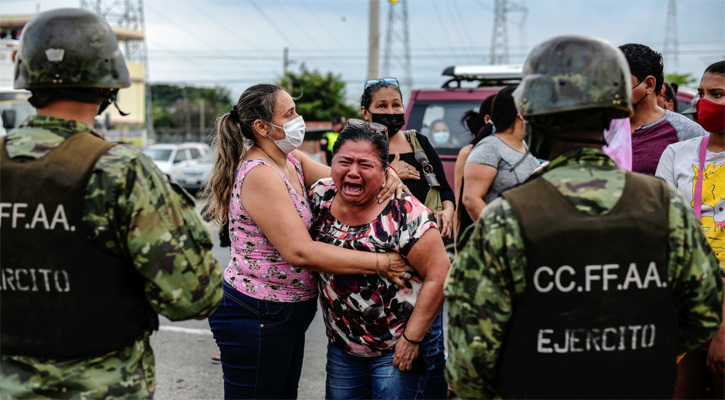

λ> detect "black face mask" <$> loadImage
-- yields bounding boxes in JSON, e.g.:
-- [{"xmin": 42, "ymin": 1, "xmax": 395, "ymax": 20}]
[
  {"xmin": 631, "ymin": 80, "xmax": 648, "ymax": 110},
  {"xmin": 370, "ymin": 113, "xmax": 405, "ymax": 136}
]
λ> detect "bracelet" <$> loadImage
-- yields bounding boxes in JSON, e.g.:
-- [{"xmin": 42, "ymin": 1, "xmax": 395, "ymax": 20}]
[
  {"xmin": 375, "ymin": 253, "xmax": 384, "ymax": 279},
  {"xmin": 402, "ymin": 332, "xmax": 423, "ymax": 345},
  {"xmin": 385, "ymin": 253, "xmax": 391, "ymax": 275},
  {"xmin": 387, "ymin": 165, "xmax": 397, "ymax": 175}
]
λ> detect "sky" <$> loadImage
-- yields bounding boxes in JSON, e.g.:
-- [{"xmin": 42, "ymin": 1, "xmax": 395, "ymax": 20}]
[{"xmin": 2, "ymin": 0, "xmax": 724, "ymax": 105}]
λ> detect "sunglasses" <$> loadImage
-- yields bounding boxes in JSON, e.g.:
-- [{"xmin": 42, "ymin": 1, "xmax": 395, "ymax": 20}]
[
  {"xmin": 346, "ymin": 118, "xmax": 388, "ymax": 134},
  {"xmin": 364, "ymin": 77, "xmax": 399, "ymax": 90}
]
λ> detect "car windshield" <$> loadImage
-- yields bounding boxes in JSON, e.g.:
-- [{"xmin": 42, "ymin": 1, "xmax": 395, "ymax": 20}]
[
  {"xmin": 407, "ymin": 100, "xmax": 484, "ymax": 155},
  {"xmin": 143, "ymin": 148, "xmax": 173, "ymax": 162}
]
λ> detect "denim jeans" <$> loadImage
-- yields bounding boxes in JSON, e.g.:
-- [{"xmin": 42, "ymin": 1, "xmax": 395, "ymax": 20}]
[
  {"xmin": 325, "ymin": 312, "xmax": 447, "ymax": 400},
  {"xmin": 208, "ymin": 281, "xmax": 317, "ymax": 399}
]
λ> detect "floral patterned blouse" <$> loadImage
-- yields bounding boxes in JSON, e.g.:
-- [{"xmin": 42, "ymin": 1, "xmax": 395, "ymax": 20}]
[
  {"xmin": 309, "ymin": 178, "xmax": 438, "ymax": 357},
  {"xmin": 224, "ymin": 154, "xmax": 318, "ymax": 302}
]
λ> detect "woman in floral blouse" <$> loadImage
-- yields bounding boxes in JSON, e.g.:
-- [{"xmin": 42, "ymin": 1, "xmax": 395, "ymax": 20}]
[{"xmin": 309, "ymin": 122, "xmax": 450, "ymax": 399}]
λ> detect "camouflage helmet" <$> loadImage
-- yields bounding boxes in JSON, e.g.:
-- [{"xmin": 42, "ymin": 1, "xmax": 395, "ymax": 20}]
[
  {"xmin": 14, "ymin": 8, "xmax": 130, "ymax": 90},
  {"xmin": 514, "ymin": 35, "xmax": 633, "ymax": 119}
]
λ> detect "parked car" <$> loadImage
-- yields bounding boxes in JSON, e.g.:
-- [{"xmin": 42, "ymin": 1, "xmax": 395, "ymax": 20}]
[
  {"xmin": 178, "ymin": 150, "xmax": 215, "ymax": 193},
  {"xmin": 403, "ymin": 65, "xmax": 522, "ymax": 186},
  {"xmin": 143, "ymin": 142, "xmax": 210, "ymax": 182}
]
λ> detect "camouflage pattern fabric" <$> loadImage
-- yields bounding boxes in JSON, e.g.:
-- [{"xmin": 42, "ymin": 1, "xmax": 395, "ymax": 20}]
[
  {"xmin": 444, "ymin": 148, "xmax": 723, "ymax": 399},
  {"xmin": 0, "ymin": 116, "xmax": 223, "ymax": 399}
]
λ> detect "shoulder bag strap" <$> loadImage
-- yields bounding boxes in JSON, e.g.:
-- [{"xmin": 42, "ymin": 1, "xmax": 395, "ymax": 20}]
[{"xmin": 693, "ymin": 135, "xmax": 710, "ymax": 221}]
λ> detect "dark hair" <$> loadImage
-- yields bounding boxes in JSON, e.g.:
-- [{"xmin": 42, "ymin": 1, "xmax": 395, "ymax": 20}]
[
  {"xmin": 663, "ymin": 82, "xmax": 677, "ymax": 112},
  {"xmin": 202, "ymin": 83, "xmax": 285, "ymax": 224},
  {"xmin": 360, "ymin": 81, "xmax": 403, "ymax": 110},
  {"xmin": 332, "ymin": 124, "xmax": 389, "ymax": 168},
  {"xmin": 470, "ymin": 86, "xmax": 518, "ymax": 147},
  {"xmin": 461, "ymin": 94, "xmax": 495, "ymax": 139},
  {"xmin": 705, "ymin": 60, "xmax": 725, "ymax": 75},
  {"xmin": 619, "ymin": 43, "xmax": 664, "ymax": 93}
]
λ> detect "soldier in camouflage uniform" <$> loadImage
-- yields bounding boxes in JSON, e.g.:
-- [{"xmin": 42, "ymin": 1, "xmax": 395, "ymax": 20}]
[
  {"xmin": 0, "ymin": 9, "xmax": 222, "ymax": 399},
  {"xmin": 445, "ymin": 35, "xmax": 723, "ymax": 399}
]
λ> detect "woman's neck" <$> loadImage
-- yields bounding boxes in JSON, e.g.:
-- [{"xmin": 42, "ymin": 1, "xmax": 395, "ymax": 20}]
[
  {"xmin": 494, "ymin": 126, "xmax": 526, "ymax": 152},
  {"xmin": 707, "ymin": 131, "xmax": 725, "ymax": 153},
  {"xmin": 331, "ymin": 194, "xmax": 388, "ymax": 226},
  {"xmin": 249, "ymin": 140, "xmax": 288, "ymax": 167}
]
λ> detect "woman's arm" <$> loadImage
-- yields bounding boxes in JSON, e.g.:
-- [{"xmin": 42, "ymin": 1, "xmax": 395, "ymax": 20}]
[
  {"xmin": 392, "ymin": 229, "xmax": 450, "ymax": 371},
  {"xmin": 453, "ymin": 146, "xmax": 472, "ymax": 246},
  {"xmin": 241, "ymin": 165, "xmax": 408, "ymax": 286},
  {"xmin": 462, "ymin": 162, "xmax": 497, "ymax": 221},
  {"xmin": 293, "ymin": 149, "xmax": 405, "ymax": 202}
]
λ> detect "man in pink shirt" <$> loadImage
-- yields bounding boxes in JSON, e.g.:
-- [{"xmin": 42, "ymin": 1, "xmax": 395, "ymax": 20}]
[{"xmin": 619, "ymin": 43, "xmax": 707, "ymax": 176}]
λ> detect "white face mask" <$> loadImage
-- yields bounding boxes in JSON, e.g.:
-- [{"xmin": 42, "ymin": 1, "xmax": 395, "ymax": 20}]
[
  {"xmin": 432, "ymin": 130, "xmax": 450, "ymax": 146},
  {"xmin": 268, "ymin": 115, "xmax": 306, "ymax": 153}
]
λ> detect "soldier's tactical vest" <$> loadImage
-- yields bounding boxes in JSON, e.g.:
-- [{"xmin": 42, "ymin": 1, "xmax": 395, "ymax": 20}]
[
  {"xmin": 497, "ymin": 172, "xmax": 678, "ymax": 399},
  {"xmin": 0, "ymin": 132, "xmax": 158, "ymax": 358}
]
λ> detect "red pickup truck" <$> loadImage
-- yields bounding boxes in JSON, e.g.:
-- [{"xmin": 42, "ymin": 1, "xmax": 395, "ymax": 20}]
[{"xmin": 402, "ymin": 65, "xmax": 522, "ymax": 187}]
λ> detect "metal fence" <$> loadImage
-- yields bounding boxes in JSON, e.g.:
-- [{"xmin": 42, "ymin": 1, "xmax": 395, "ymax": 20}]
[{"xmin": 150, "ymin": 128, "xmax": 215, "ymax": 145}]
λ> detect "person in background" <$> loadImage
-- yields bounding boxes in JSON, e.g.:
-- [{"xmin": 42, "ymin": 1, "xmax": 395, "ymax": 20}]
[
  {"xmin": 454, "ymin": 94, "xmax": 495, "ymax": 244},
  {"xmin": 446, "ymin": 35, "xmax": 722, "ymax": 399},
  {"xmin": 619, "ymin": 43, "xmax": 707, "ymax": 176},
  {"xmin": 309, "ymin": 123, "xmax": 449, "ymax": 399},
  {"xmin": 461, "ymin": 86, "xmax": 539, "ymax": 224},
  {"xmin": 203, "ymin": 83, "xmax": 410, "ymax": 399},
  {"xmin": 682, "ymin": 95, "xmax": 700, "ymax": 123},
  {"xmin": 656, "ymin": 60, "xmax": 725, "ymax": 399},
  {"xmin": 320, "ymin": 116, "xmax": 345, "ymax": 166},
  {"xmin": 428, "ymin": 119, "xmax": 456, "ymax": 148},
  {"xmin": 0, "ymin": 9, "xmax": 223, "ymax": 398},
  {"xmin": 658, "ymin": 82, "xmax": 677, "ymax": 112}
]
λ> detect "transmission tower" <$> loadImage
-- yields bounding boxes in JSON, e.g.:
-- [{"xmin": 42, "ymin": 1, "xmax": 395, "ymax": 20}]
[
  {"xmin": 80, "ymin": 0, "xmax": 153, "ymax": 134},
  {"xmin": 382, "ymin": 0, "xmax": 412, "ymax": 94},
  {"xmin": 664, "ymin": 0, "xmax": 679, "ymax": 72},
  {"xmin": 490, "ymin": 0, "xmax": 527, "ymax": 65}
]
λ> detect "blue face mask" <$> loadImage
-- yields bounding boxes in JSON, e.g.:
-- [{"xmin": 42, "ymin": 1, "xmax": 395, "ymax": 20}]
[{"xmin": 432, "ymin": 130, "xmax": 450, "ymax": 146}]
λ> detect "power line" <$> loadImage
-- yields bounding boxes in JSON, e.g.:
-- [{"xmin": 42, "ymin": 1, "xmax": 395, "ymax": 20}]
[
  {"xmin": 247, "ymin": 0, "xmax": 298, "ymax": 46},
  {"xmin": 299, "ymin": 0, "xmax": 347, "ymax": 48},
  {"xmin": 430, "ymin": 0, "xmax": 461, "ymax": 64},
  {"xmin": 444, "ymin": 0, "xmax": 471, "ymax": 48}
]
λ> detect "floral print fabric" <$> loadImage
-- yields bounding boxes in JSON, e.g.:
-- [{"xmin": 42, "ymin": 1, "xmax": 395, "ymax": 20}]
[
  {"xmin": 309, "ymin": 178, "xmax": 438, "ymax": 357},
  {"xmin": 224, "ymin": 154, "xmax": 318, "ymax": 302}
]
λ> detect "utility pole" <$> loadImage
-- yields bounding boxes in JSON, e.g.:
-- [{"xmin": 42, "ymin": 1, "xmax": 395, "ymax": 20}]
[
  {"xmin": 664, "ymin": 0, "xmax": 679, "ymax": 72},
  {"xmin": 383, "ymin": 0, "xmax": 412, "ymax": 94},
  {"xmin": 367, "ymin": 0, "xmax": 380, "ymax": 80},
  {"xmin": 489, "ymin": 0, "xmax": 527, "ymax": 65},
  {"xmin": 199, "ymin": 98, "xmax": 205, "ymax": 135}
]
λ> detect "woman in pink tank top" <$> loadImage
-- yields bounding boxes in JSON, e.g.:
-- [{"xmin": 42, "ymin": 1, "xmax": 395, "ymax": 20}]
[{"xmin": 203, "ymin": 84, "xmax": 409, "ymax": 399}]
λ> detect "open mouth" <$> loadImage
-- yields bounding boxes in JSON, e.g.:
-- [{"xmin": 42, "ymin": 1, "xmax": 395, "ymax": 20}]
[{"xmin": 343, "ymin": 182, "xmax": 363, "ymax": 195}]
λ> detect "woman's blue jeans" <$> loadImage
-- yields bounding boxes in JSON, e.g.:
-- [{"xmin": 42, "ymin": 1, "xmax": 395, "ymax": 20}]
[
  {"xmin": 208, "ymin": 281, "xmax": 317, "ymax": 399},
  {"xmin": 325, "ymin": 311, "xmax": 447, "ymax": 400}
]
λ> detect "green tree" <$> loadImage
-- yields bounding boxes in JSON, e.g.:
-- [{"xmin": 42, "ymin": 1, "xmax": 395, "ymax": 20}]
[
  {"xmin": 150, "ymin": 84, "xmax": 233, "ymax": 131},
  {"xmin": 665, "ymin": 73, "xmax": 697, "ymax": 87},
  {"xmin": 278, "ymin": 64, "xmax": 358, "ymax": 122}
]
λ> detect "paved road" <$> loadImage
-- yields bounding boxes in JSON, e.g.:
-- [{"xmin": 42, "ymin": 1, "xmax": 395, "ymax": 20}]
[{"xmin": 151, "ymin": 222, "xmax": 328, "ymax": 400}]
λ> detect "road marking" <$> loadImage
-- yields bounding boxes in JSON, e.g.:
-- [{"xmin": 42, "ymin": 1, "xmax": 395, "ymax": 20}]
[{"xmin": 159, "ymin": 325, "xmax": 213, "ymax": 336}]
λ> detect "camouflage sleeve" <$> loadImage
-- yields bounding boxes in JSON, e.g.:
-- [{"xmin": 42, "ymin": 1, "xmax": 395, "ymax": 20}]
[
  {"xmin": 82, "ymin": 145, "xmax": 222, "ymax": 321},
  {"xmin": 444, "ymin": 197, "xmax": 525, "ymax": 399},
  {"xmin": 667, "ymin": 185, "xmax": 723, "ymax": 354}
]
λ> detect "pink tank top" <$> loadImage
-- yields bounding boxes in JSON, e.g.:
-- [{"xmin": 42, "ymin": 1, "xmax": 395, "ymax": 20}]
[{"xmin": 224, "ymin": 153, "xmax": 318, "ymax": 302}]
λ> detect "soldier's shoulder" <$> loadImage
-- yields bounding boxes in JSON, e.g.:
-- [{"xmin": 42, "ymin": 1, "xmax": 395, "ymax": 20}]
[{"xmin": 95, "ymin": 143, "xmax": 160, "ymax": 176}]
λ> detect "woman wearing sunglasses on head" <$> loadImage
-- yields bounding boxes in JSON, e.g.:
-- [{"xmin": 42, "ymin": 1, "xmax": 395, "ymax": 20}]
[
  {"xmin": 360, "ymin": 78, "xmax": 456, "ymax": 241},
  {"xmin": 359, "ymin": 78, "xmax": 454, "ymax": 399},
  {"xmin": 202, "ymin": 83, "xmax": 410, "ymax": 399},
  {"xmin": 309, "ymin": 122, "xmax": 449, "ymax": 400}
]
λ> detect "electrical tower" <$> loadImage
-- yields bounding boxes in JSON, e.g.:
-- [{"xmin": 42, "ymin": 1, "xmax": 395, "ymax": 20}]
[
  {"xmin": 664, "ymin": 0, "xmax": 679, "ymax": 72},
  {"xmin": 80, "ymin": 0, "xmax": 153, "ymax": 135},
  {"xmin": 490, "ymin": 0, "xmax": 527, "ymax": 65},
  {"xmin": 382, "ymin": 0, "xmax": 412, "ymax": 94}
]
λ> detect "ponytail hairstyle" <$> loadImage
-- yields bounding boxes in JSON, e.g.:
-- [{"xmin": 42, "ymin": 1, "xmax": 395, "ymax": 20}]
[
  {"xmin": 461, "ymin": 94, "xmax": 495, "ymax": 140},
  {"xmin": 201, "ymin": 83, "xmax": 285, "ymax": 225},
  {"xmin": 470, "ymin": 85, "xmax": 518, "ymax": 147}
]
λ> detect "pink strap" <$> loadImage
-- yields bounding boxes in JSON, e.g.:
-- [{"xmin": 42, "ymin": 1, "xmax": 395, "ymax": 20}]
[{"xmin": 693, "ymin": 135, "xmax": 710, "ymax": 221}]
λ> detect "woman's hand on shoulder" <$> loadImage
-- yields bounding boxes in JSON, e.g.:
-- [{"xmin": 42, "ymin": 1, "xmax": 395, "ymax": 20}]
[
  {"xmin": 377, "ymin": 166, "xmax": 411, "ymax": 204},
  {"xmin": 390, "ymin": 153, "xmax": 420, "ymax": 181}
]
